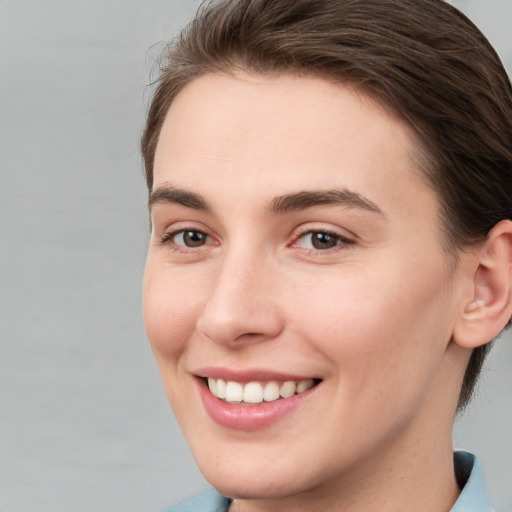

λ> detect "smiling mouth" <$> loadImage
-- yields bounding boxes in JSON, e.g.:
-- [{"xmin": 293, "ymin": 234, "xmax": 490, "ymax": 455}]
[{"xmin": 205, "ymin": 377, "xmax": 321, "ymax": 405}]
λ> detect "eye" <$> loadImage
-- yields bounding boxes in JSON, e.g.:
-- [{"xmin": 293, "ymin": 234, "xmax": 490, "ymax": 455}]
[
  {"xmin": 295, "ymin": 230, "xmax": 354, "ymax": 251},
  {"xmin": 160, "ymin": 229, "xmax": 211, "ymax": 248}
]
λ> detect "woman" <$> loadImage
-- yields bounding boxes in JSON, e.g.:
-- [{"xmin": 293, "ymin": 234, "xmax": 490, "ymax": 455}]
[{"xmin": 141, "ymin": 1, "xmax": 512, "ymax": 511}]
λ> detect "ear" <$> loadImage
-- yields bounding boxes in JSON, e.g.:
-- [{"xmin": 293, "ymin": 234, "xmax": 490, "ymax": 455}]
[{"xmin": 453, "ymin": 220, "xmax": 512, "ymax": 349}]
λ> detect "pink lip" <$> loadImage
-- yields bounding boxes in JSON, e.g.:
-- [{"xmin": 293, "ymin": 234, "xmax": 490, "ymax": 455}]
[{"xmin": 195, "ymin": 375, "xmax": 320, "ymax": 431}]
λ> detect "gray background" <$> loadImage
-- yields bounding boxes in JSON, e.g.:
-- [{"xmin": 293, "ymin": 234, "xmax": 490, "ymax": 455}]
[{"xmin": 0, "ymin": 1, "xmax": 510, "ymax": 511}]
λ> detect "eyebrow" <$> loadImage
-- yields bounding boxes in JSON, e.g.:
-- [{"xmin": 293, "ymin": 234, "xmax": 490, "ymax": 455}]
[
  {"xmin": 149, "ymin": 185, "xmax": 212, "ymax": 212},
  {"xmin": 268, "ymin": 189, "xmax": 384, "ymax": 216},
  {"xmin": 148, "ymin": 185, "xmax": 384, "ymax": 217}
]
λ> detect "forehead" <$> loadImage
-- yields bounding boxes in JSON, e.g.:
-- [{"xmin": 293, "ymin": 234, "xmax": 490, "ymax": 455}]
[{"xmin": 153, "ymin": 72, "xmax": 438, "ymax": 227}]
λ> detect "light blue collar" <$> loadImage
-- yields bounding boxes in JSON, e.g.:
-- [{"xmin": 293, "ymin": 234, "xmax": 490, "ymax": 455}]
[{"xmin": 450, "ymin": 451, "xmax": 494, "ymax": 511}]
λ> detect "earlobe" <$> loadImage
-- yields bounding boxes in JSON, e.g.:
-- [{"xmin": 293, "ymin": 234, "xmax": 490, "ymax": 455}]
[{"xmin": 453, "ymin": 220, "xmax": 512, "ymax": 349}]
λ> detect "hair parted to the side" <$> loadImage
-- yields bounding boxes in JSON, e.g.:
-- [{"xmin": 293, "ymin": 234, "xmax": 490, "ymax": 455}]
[{"xmin": 141, "ymin": 0, "xmax": 512, "ymax": 412}]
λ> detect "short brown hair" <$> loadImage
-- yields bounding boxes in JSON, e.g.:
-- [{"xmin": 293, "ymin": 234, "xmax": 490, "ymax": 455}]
[{"xmin": 141, "ymin": 0, "xmax": 512, "ymax": 411}]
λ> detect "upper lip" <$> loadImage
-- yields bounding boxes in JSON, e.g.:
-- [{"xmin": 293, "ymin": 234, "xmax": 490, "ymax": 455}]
[{"xmin": 194, "ymin": 366, "xmax": 320, "ymax": 383}]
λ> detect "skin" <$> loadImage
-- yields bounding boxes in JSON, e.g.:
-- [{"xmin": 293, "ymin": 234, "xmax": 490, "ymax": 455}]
[{"xmin": 143, "ymin": 72, "xmax": 478, "ymax": 512}]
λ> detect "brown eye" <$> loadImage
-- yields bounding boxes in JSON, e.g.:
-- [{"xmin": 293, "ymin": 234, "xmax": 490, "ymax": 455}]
[
  {"xmin": 310, "ymin": 232, "xmax": 339, "ymax": 250},
  {"xmin": 179, "ymin": 230, "xmax": 207, "ymax": 247},
  {"xmin": 161, "ymin": 229, "xmax": 210, "ymax": 248},
  {"xmin": 295, "ymin": 230, "xmax": 354, "ymax": 252}
]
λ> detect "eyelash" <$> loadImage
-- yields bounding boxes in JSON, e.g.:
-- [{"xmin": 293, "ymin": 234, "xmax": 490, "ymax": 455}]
[{"xmin": 159, "ymin": 227, "xmax": 355, "ymax": 255}]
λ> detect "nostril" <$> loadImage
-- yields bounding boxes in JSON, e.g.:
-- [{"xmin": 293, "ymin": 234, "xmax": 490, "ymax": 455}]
[{"xmin": 236, "ymin": 332, "xmax": 263, "ymax": 340}]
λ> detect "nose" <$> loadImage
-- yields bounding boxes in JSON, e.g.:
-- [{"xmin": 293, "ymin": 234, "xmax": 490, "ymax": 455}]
[{"xmin": 196, "ymin": 252, "xmax": 284, "ymax": 347}]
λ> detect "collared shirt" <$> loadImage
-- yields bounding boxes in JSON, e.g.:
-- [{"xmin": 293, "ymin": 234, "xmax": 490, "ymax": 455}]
[
  {"xmin": 162, "ymin": 451, "xmax": 494, "ymax": 512},
  {"xmin": 451, "ymin": 451, "xmax": 494, "ymax": 512}
]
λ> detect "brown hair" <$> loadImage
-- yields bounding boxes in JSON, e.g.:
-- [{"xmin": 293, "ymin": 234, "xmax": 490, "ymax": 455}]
[{"xmin": 141, "ymin": 0, "xmax": 512, "ymax": 411}]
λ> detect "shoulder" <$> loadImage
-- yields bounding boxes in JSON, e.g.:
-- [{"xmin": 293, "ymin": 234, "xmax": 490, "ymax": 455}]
[
  {"xmin": 160, "ymin": 488, "xmax": 231, "ymax": 512},
  {"xmin": 450, "ymin": 451, "xmax": 494, "ymax": 512}
]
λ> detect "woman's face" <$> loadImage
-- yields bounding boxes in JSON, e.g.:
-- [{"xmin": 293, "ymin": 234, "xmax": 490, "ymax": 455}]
[{"xmin": 144, "ymin": 73, "xmax": 466, "ymax": 501}]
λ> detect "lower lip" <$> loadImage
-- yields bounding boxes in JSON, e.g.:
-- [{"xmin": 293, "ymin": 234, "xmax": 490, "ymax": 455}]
[{"xmin": 197, "ymin": 379, "xmax": 318, "ymax": 431}]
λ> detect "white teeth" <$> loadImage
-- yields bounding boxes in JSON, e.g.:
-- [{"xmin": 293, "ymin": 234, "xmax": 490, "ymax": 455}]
[
  {"xmin": 216, "ymin": 378, "xmax": 226, "ymax": 399},
  {"xmin": 279, "ymin": 381, "xmax": 296, "ymax": 398},
  {"xmin": 207, "ymin": 377, "xmax": 217, "ymax": 396},
  {"xmin": 263, "ymin": 381, "xmax": 280, "ymax": 401},
  {"xmin": 225, "ymin": 381, "xmax": 243, "ymax": 402},
  {"xmin": 243, "ymin": 382, "xmax": 264, "ymax": 404},
  {"xmin": 296, "ymin": 379, "xmax": 314, "ymax": 393},
  {"xmin": 207, "ymin": 377, "xmax": 316, "ymax": 403}
]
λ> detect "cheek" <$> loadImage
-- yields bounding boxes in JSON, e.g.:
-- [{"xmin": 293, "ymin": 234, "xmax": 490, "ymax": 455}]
[
  {"xmin": 290, "ymin": 262, "xmax": 455, "ymax": 394},
  {"xmin": 142, "ymin": 268, "xmax": 201, "ymax": 360}
]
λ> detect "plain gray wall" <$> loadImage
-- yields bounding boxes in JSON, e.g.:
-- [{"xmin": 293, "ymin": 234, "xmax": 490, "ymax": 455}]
[{"xmin": 1, "ymin": 1, "xmax": 510, "ymax": 511}]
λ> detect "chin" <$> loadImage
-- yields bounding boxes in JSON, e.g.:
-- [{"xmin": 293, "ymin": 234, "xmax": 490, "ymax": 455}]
[
  {"xmin": 203, "ymin": 472, "xmax": 303, "ymax": 501},
  {"xmin": 193, "ymin": 447, "xmax": 328, "ymax": 501}
]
